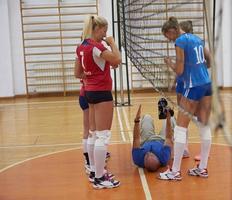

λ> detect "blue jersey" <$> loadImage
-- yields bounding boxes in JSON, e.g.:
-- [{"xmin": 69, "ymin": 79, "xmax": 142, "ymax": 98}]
[
  {"xmin": 132, "ymin": 140, "xmax": 171, "ymax": 167},
  {"xmin": 175, "ymin": 33, "xmax": 211, "ymax": 88}
]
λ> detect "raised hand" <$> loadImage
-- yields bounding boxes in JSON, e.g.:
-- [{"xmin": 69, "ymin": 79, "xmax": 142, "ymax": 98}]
[
  {"xmin": 135, "ymin": 104, "xmax": 142, "ymax": 121},
  {"xmin": 104, "ymin": 36, "xmax": 115, "ymax": 46}
]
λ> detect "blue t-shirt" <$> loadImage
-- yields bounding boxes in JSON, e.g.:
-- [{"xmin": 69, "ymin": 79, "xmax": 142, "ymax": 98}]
[
  {"xmin": 132, "ymin": 140, "xmax": 171, "ymax": 167},
  {"xmin": 175, "ymin": 33, "xmax": 211, "ymax": 88}
]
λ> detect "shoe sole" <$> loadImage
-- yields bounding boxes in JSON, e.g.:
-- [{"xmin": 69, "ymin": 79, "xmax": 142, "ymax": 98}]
[
  {"xmin": 85, "ymin": 165, "xmax": 91, "ymax": 175},
  {"xmin": 158, "ymin": 175, "xmax": 182, "ymax": 181},
  {"xmin": 182, "ymin": 155, "xmax": 190, "ymax": 159},
  {"xmin": 89, "ymin": 174, "xmax": 115, "ymax": 183},
  {"xmin": 85, "ymin": 169, "xmax": 91, "ymax": 175},
  {"xmin": 89, "ymin": 178, "xmax": 94, "ymax": 183},
  {"xmin": 93, "ymin": 182, "xmax": 120, "ymax": 189}
]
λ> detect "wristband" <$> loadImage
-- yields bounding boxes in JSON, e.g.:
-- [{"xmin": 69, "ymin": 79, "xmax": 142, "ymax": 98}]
[{"xmin": 134, "ymin": 119, "xmax": 140, "ymax": 123}]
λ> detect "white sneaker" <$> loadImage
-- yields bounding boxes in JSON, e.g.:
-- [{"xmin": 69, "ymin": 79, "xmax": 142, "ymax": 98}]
[
  {"xmin": 158, "ymin": 168, "xmax": 182, "ymax": 181},
  {"xmin": 188, "ymin": 165, "xmax": 208, "ymax": 178}
]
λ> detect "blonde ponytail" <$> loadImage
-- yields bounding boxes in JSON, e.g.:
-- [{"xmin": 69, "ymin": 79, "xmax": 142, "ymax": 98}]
[
  {"xmin": 82, "ymin": 15, "xmax": 108, "ymax": 40},
  {"xmin": 82, "ymin": 16, "xmax": 94, "ymax": 40}
]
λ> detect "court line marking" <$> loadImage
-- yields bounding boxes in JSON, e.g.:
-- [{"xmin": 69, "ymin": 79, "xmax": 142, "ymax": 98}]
[
  {"xmin": 0, "ymin": 142, "xmax": 230, "ymax": 174},
  {"xmin": 122, "ymin": 107, "xmax": 133, "ymax": 142},
  {"xmin": 116, "ymin": 107, "xmax": 126, "ymax": 142},
  {"xmin": 0, "ymin": 142, "xmax": 130, "ymax": 174},
  {"xmin": 0, "ymin": 101, "xmax": 156, "ymax": 113},
  {"xmin": 0, "ymin": 147, "xmax": 80, "ymax": 173},
  {"xmin": 122, "ymin": 107, "xmax": 152, "ymax": 200},
  {"xmin": 0, "ymin": 95, "xmax": 176, "ymax": 107},
  {"xmin": 121, "ymin": 107, "xmax": 231, "ymax": 199},
  {"xmin": 0, "ymin": 100, "xmax": 161, "ymax": 110},
  {"xmin": 0, "ymin": 140, "xmax": 128, "ymax": 149},
  {"xmin": 0, "ymin": 133, "xmax": 229, "ymax": 149},
  {"xmin": 0, "ymin": 100, "xmax": 78, "ymax": 107},
  {"xmin": 0, "ymin": 92, "xmax": 231, "ymax": 107}
]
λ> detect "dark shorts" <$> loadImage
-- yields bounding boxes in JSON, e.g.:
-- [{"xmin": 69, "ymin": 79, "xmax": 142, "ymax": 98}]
[
  {"xmin": 85, "ymin": 91, "xmax": 113, "ymax": 104},
  {"xmin": 182, "ymin": 83, "xmax": 212, "ymax": 101},
  {"xmin": 79, "ymin": 95, "xmax": 89, "ymax": 110}
]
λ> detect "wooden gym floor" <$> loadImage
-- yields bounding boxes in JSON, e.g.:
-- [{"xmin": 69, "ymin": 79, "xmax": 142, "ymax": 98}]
[{"xmin": 0, "ymin": 91, "xmax": 231, "ymax": 200}]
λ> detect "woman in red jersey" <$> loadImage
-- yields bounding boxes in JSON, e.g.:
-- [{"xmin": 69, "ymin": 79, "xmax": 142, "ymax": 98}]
[{"xmin": 75, "ymin": 15, "xmax": 121, "ymax": 189}]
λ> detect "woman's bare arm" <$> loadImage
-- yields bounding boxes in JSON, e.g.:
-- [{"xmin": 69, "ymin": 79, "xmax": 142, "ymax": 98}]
[
  {"xmin": 101, "ymin": 36, "xmax": 122, "ymax": 67},
  {"xmin": 204, "ymin": 47, "xmax": 211, "ymax": 68},
  {"xmin": 164, "ymin": 46, "xmax": 184, "ymax": 76}
]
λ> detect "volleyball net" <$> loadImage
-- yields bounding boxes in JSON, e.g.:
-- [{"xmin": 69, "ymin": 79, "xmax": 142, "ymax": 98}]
[{"xmin": 117, "ymin": 0, "xmax": 232, "ymax": 144}]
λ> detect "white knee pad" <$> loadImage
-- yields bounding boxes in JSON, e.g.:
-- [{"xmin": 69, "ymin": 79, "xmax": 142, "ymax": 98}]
[
  {"xmin": 174, "ymin": 126, "xmax": 187, "ymax": 144},
  {"xmin": 199, "ymin": 124, "xmax": 211, "ymax": 141},
  {"xmin": 95, "ymin": 130, "xmax": 111, "ymax": 147},
  {"xmin": 87, "ymin": 130, "xmax": 96, "ymax": 145}
]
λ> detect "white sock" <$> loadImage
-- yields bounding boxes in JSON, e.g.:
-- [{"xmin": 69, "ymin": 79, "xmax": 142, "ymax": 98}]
[
  {"xmin": 172, "ymin": 126, "xmax": 187, "ymax": 172},
  {"xmin": 88, "ymin": 144, "xmax": 95, "ymax": 172},
  {"xmin": 87, "ymin": 132, "xmax": 96, "ymax": 172},
  {"xmin": 198, "ymin": 125, "xmax": 211, "ymax": 169},
  {"xmin": 184, "ymin": 131, "xmax": 189, "ymax": 152},
  {"xmin": 199, "ymin": 140, "xmax": 211, "ymax": 169},
  {"xmin": 82, "ymin": 139, "xmax": 88, "ymax": 153},
  {"xmin": 172, "ymin": 142, "xmax": 185, "ymax": 172},
  {"xmin": 94, "ymin": 130, "xmax": 111, "ymax": 178},
  {"xmin": 94, "ymin": 141, "xmax": 107, "ymax": 178}
]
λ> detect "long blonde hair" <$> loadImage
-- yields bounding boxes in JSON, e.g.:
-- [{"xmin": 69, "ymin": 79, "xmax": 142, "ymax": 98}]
[
  {"xmin": 161, "ymin": 16, "xmax": 179, "ymax": 34},
  {"xmin": 82, "ymin": 15, "xmax": 108, "ymax": 40}
]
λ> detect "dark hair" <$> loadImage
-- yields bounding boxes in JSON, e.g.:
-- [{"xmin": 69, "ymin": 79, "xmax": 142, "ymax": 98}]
[
  {"xmin": 179, "ymin": 20, "xmax": 193, "ymax": 33},
  {"xmin": 162, "ymin": 16, "xmax": 179, "ymax": 34}
]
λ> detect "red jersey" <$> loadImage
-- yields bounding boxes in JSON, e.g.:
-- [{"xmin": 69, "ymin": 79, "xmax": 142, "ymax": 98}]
[{"xmin": 76, "ymin": 39, "xmax": 112, "ymax": 91}]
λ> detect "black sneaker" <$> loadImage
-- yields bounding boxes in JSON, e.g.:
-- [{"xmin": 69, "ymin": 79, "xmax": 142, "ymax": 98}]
[
  {"xmin": 89, "ymin": 171, "xmax": 115, "ymax": 183},
  {"xmin": 89, "ymin": 171, "xmax": 95, "ymax": 183},
  {"xmin": 85, "ymin": 164, "xmax": 91, "ymax": 175},
  {"xmin": 83, "ymin": 152, "xmax": 91, "ymax": 174},
  {"xmin": 93, "ymin": 175, "xmax": 120, "ymax": 189},
  {"xmin": 106, "ymin": 152, "xmax": 111, "ymax": 160}
]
